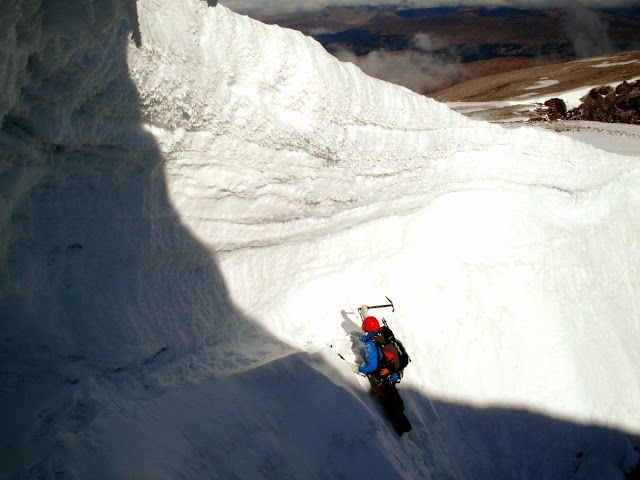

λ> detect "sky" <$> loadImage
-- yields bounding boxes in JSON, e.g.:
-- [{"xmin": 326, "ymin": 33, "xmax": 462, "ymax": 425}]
[
  {"xmin": 3, "ymin": 0, "xmax": 640, "ymax": 477},
  {"xmin": 222, "ymin": 0, "xmax": 640, "ymax": 15}
]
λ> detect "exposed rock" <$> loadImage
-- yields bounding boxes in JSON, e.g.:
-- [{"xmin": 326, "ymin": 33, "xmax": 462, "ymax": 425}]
[
  {"xmin": 595, "ymin": 85, "xmax": 614, "ymax": 96},
  {"xmin": 564, "ymin": 80, "xmax": 640, "ymax": 124},
  {"xmin": 615, "ymin": 81, "xmax": 633, "ymax": 96},
  {"xmin": 543, "ymin": 98, "xmax": 567, "ymax": 120}
]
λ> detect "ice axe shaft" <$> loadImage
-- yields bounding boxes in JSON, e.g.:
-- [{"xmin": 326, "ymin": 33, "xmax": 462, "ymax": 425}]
[{"xmin": 367, "ymin": 296, "xmax": 394, "ymax": 312}]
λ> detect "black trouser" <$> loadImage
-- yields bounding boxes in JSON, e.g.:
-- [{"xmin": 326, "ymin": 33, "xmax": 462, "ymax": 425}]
[{"xmin": 368, "ymin": 376, "xmax": 405, "ymax": 415}]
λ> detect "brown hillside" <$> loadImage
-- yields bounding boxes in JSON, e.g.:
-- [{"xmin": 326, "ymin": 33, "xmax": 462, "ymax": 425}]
[{"xmin": 431, "ymin": 50, "xmax": 640, "ymax": 102}]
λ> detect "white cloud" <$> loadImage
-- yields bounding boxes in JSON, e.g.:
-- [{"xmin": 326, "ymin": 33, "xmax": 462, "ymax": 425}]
[
  {"xmin": 564, "ymin": 4, "xmax": 616, "ymax": 58},
  {"xmin": 334, "ymin": 33, "xmax": 462, "ymax": 93}
]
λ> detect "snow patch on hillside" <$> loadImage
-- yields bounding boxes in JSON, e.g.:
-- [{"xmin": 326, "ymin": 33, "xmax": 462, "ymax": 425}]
[{"xmin": 524, "ymin": 78, "xmax": 559, "ymax": 90}]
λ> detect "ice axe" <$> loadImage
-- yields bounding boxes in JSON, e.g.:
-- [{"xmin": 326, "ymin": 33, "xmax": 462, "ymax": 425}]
[{"xmin": 358, "ymin": 296, "xmax": 394, "ymax": 321}]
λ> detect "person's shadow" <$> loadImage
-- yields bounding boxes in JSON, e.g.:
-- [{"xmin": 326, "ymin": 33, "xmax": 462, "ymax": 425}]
[{"xmin": 340, "ymin": 308, "xmax": 364, "ymax": 359}]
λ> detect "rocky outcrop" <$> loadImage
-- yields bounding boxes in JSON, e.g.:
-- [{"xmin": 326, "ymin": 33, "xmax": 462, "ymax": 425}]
[
  {"xmin": 567, "ymin": 80, "xmax": 640, "ymax": 124},
  {"xmin": 536, "ymin": 80, "xmax": 640, "ymax": 124}
]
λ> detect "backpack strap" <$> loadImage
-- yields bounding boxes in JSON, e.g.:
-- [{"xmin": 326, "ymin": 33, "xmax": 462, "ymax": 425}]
[
  {"xmin": 373, "ymin": 337, "xmax": 396, "ymax": 378},
  {"xmin": 374, "ymin": 340, "xmax": 383, "ymax": 375}
]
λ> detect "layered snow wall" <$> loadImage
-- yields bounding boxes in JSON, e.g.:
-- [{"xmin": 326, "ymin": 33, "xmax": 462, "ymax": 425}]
[{"xmin": 1, "ymin": 0, "xmax": 639, "ymax": 478}]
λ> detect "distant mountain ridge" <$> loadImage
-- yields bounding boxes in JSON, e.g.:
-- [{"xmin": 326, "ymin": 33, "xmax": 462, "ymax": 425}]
[{"xmin": 396, "ymin": 6, "xmax": 546, "ymax": 18}]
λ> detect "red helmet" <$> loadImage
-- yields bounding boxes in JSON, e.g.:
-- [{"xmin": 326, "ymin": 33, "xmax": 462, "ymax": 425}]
[{"xmin": 362, "ymin": 316, "xmax": 380, "ymax": 333}]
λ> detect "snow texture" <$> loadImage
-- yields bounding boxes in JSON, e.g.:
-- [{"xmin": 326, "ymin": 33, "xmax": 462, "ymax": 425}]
[
  {"xmin": 1, "ymin": 0, "xmax": 639, "ymax": 478},
  {"xmin": 524, "ymin": 78, "xmax": 560, "ymax": 90}
]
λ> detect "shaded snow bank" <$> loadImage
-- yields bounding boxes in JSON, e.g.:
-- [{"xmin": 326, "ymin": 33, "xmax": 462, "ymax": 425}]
[
  {"xmin": 1, "ymin": 0, "xmax": 640, "ymax": 478},
  {"xmin": 0, "ymin": 1, "xmax": 283, "ymax": 474}
]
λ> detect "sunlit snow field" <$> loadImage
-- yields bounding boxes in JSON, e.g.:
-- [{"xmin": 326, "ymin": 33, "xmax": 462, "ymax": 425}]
[{"xmin": 1, "ymin": 1, "xmax": 639, "ymax": 478}]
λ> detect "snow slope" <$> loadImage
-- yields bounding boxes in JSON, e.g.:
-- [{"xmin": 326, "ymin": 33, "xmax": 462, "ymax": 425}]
[{"xmin": 1, "ymin": 0, "xmax": 640, "ymax": 478}]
